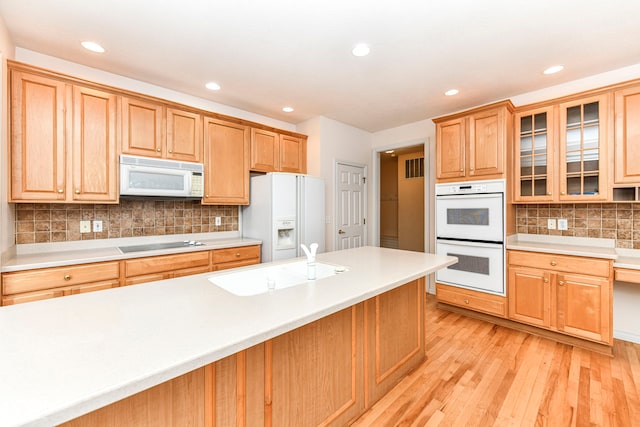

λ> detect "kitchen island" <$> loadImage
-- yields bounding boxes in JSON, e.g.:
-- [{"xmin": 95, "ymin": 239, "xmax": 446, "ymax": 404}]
[{"xmin": 0, "ymin": 246, "xmax": 456, "ymax": 427}]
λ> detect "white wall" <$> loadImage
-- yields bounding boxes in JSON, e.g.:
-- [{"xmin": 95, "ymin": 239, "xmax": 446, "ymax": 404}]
[
  {"xmin": 15, "ymin": 49, "xmax": 297, "ymax": 132},
  {"xmin": 298, "ymin": 116, "xmax": 372, "ymax": 252},
  {"xmin": 0, "ymin": 16, "xmax": 15, "ymax": 266}
]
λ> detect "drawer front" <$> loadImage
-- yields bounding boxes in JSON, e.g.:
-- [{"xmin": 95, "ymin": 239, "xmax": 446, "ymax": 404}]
[
  {"xmin": 213, "ymin": 258, "xmax": 260, "ymax": 271},
  {"xmin": 2, "ymin": 280, "xmax": 119, "ymax": 306},
  {"xmin": 615, "ymin": 268, "xmax": 640, "ymax": 284},
  {"xmin": 436, "ymin": 283, "xmax": 507, "ymax": 318},
  {"xmin": 125, "ymin": 251, "xmax": 210, "ymax": 277},
  {"xmin": 212, "ymin": 245, "xmax": 261, "ymax": 264},
  {"xmin": 2, "ymin": 262, "xmax": 120, "ymax": 295},
  {"xmin": 508, "ymin": 250, "xmax": 611, "ymax": 277}
]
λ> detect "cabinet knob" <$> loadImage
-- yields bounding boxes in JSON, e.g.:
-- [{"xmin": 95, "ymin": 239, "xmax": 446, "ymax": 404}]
[
  {"xmin": 235, "ymin": 252, "xmax": 241, "ymax": 257},
  {"xmin": 459, "ymin": 169, "xmax": 464, "ymax": 172},
  {"xmin": 543, "ymin": 277, "xmax": 549, "ymax": 283},
  {"xmin": 547, "ymin": 192, "xmax": 552, "ymax": 196},
  {"xmin": 470, "ymin": 167, "xmax": 474, "ymax": 171},
  {"xmin": 464, "ymin": 299, "xmax": 470, "ymax": 304},
  {"xmin": 157, "ymin": 148, "xmax": 161, "ymax": 152},
  {"xmin": 57, "ymin": 188, "xmax": 64, "ymax": 193},
  {"xmin": 561, "ymin": 191, "xmax": 566, "ymax": 195},
  {"xmin": 64, "ymin": 274, "xmax": 71, "ymax": 281},
  {"xmin": 75, "ymin": 189, "xmax": 80, "ymax": 194},
  {"xmin": 168, "ymin": 150, "xmax": 173, "ymax": 154},
  {"xmin": 559, "ymin": 280, "xmax": 565, "ymax": 286},
  {"xmin": 550, "ymin": 260, "xmax": 557, "ymax": 266}
]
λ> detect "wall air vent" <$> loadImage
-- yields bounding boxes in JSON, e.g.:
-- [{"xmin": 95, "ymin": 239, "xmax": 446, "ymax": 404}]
[{"xmin": 405, "ymin": 157, "xmax": 424, "ymax": 179}]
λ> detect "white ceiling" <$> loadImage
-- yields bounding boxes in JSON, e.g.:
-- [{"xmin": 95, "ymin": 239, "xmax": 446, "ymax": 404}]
[{"xmin": 1, "ymin": 0, "xmax": 640, "ymax": 132}]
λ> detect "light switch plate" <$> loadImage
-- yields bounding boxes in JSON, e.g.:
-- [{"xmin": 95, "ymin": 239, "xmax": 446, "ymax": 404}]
[
  {"xmin": 215, "ymin": 216, "xmax": 221, "ymax": 226},
  {"xmin": 547, "ymin": 218, "xmax": 556, "ymax": 230},
  {"xmin": 92, "ymin": 220, "xmax": 103, "ymax": 232},
  {"xmin": 558, "ymin": 218, "xmax": 568, "ymax": 230},
  {"xmin": 80, "ymin": 220, "xmax": 91, "ymax": 233}
]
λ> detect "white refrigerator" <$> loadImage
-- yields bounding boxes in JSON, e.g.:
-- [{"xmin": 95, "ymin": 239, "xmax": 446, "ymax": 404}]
[{"xmin": 242, "ymin": 173, "xmax": 325, "ymax": 262}]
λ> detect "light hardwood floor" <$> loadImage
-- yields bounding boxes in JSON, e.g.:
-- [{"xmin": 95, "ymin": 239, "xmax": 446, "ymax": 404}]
[{"xmin": 351, "ymin": 295, "xmax": 640, "ymax": 426}]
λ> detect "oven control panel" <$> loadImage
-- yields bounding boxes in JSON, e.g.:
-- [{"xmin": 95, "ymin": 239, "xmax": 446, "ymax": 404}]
[{"xmin": 436, "ymin": 179, "xmax": 505, "ymax": 196}]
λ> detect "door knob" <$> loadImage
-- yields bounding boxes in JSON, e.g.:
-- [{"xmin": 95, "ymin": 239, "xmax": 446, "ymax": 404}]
[{"xmin": 338, "ymin": 229, "xmax": 346, "ymax": 235}]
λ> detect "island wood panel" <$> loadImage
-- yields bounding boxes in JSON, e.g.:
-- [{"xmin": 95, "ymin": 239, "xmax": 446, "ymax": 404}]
[
  {"xmin": 269, "ymin": 304, "xmax": 365, "ymax": 426},
  {"xmin": 61, "ymin": 367, "xmax": 206, "ymax": 427},
  {"xmin": 364, "ymin": 277, "xmax": 425, "ymax": 407}
]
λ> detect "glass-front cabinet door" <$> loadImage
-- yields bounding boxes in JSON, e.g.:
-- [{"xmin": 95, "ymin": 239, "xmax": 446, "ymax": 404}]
[
  {"xmin": 558, "ymin": 94, "xmax": 609, "ymax": 201},
  {"xmin": 514, "ymin": 106, "xmax": 555, "ymax": 202}
]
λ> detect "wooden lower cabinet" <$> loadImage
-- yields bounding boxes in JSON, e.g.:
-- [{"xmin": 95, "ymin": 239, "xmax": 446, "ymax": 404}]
[
  {"xmin": 64, "ymin": 278, "xmax": 425, "ymax": 426},
  {"xmin": 1, "ymin": 261, "xmax": 120, "ymax": 306},
  {"xmin": 436, "ymin": 282, "xmax": 507, "ymax": 318},
  {"xmin": 507, "ymin": 250, "xmax": 613, "ymax": 345},
  {"xmin": 212, "ymin": 245, "xmax": 261, "ymax": 271}
]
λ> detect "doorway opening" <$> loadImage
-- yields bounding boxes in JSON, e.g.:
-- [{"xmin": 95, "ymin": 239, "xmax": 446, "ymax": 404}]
[{"xmin": 379, "ymin": 144, "xmax": 425, "ymax": 252}]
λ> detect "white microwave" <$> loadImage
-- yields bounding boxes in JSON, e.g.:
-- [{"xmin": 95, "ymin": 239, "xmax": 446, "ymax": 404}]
[{"xmin": 119, "ymin": 155, "xmax": 204, "ymax": 198}]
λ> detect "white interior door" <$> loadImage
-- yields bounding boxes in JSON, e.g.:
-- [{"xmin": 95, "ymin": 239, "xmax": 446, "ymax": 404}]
[{"xmin": 336, "ymin": 162, "xmax": 366, "ymax": 249}]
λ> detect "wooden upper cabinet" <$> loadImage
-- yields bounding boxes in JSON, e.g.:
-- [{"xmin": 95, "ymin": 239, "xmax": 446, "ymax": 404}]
[
  {"xmin": 250, "ymin": 128, "xmax": 279, "ymax": 172},
  {"xmin": 121, "ymin": 96, "xmax": 165, "ymax": 158},
  {"xmin": 10, "ymin": 70, "xmax": 66, "ymax": 201},
  {"xmin": 10, "ymin": 68, "xmax": 117, "ymax": 203},
  {"xmin": 250, "ymin": 128, "xmax": 307, "ymax": 174},
  {"xmin": 434, "ymin": 101, "xmax": 513, "ymax": 182},
  {"xmin": 166, "ymin": 108, "xmax": 202, "ymax": 162},
  {"xmin": 558, "ymin": 94, "xmax": 609, "ymax": 201},
  {"xmin": 435, "ymin": 117, "xmax": 465, "ymax": 180},
  {"xmin": 279, "ymin": 134, "xmax": 306, "ymax": 173},
  {"xmin": 513, "ymin": 106, "xmax": 556, "ymax": 202},
  {"xmin": 203, "ymin": 118, "xmax": 250, "ymax": 205},
  {"xmin": 71, "ymin": 86, "xmax": 118, "ymax": 202},
  {"xmin": 614, "ymin": 84, "xmax": 640, "ymax": 184}
]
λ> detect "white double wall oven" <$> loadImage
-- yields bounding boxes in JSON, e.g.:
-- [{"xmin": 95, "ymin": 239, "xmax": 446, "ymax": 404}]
[{"xmin": 435, "ymin": 179, "xmax": 506, "ymax": 296}]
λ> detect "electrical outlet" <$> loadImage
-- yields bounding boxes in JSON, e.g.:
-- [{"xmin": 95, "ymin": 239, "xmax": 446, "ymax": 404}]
[
  {"xmin": 215, "ymin": 216, "xmax": 221, "ymax": 226},
  {"xmin": 80, "ymin": 220, "xmax": 91, "ymax": 233},
  {"xmin": 547, "ymin": 218, "xmax": 556, "ymax": 230},
  {"xmin": 92, "ymin": 220, "xmax": 103, "ymax": 232},
  {"xmin": 558, "ymin": 218, "xmax": 568, "ymax": 231}
]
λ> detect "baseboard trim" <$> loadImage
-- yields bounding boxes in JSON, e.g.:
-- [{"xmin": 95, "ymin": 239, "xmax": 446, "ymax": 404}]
[
  {"xmin": 614, "ymin": 330, "xmax": 640, "ymax": 344},
  {"xmin": 437, "ymin": 302, "xmax": 613, "ymax": 356}
]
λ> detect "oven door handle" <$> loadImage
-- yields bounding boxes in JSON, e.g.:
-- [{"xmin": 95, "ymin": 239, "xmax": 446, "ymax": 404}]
[
  {"xmin": 436, "ymin": 238, "xmax": 504, "ymax": 249},
  {"xmin": 436, "ymin": 193, "xmax": 503, "ymax": 200}
]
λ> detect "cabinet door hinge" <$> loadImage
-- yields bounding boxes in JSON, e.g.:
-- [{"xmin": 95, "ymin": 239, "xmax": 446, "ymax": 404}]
[
  {"xmin": 363, "ymin": 177, "xmax": 366, "ymax": 184},
  {"xmin": 363, "ymin": 218, "xmax": 366, "ymax": 225}
]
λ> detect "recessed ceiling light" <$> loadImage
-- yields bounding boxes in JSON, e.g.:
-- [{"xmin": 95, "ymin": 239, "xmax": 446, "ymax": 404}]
[
  {"xmin": 352, "ymin": 43, "xmax": 370, "ymax": 57},
  {"xmin": 205, "ymin": 82, "xmax": 221, "ymax": 91},
  {"xmin": 81, "ymin": 41, "xmax": 105, "ymax": 53},
  {"xmin": 385, "ymin": 150, "xmax": 395, "ymax": 154},
  {"xmin": 444, "ymin": 89, "xmax": 459, "ymax": 96},
  {"xmin": 543, "ymin": 65, "xmax": 564, "ymax": 75},
  {"xmin": 282, "ymin": 106, "xmax": 294, "ymax": 113}
]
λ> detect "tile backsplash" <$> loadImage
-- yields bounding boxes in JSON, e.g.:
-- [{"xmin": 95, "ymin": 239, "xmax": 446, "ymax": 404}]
[
  {"xmin": 516, "ymin": 203, "xmax": 640, "ymax": 249},
  {"xmin": 14, "ymin": 200, "xmax": 239, "ymax": 244}
]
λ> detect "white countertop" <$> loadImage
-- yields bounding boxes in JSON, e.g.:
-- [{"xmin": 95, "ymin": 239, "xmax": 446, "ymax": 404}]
[
  {"xmin": 1, "ymin": 234, "xmax": 262, "ymax": 272},
  {"xmin": 0, "ymin": 246, "xmax": 457, "ymax": 427},
  {"xmin": 506, "ymin": 233, "xmax": 640, "ymax": 270}
]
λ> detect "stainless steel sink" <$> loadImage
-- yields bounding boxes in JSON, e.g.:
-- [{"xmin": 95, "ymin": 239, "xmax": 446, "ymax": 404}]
[{"xmin": 118, "ymin": 241, "xmax": 205, "ymax": 253}]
